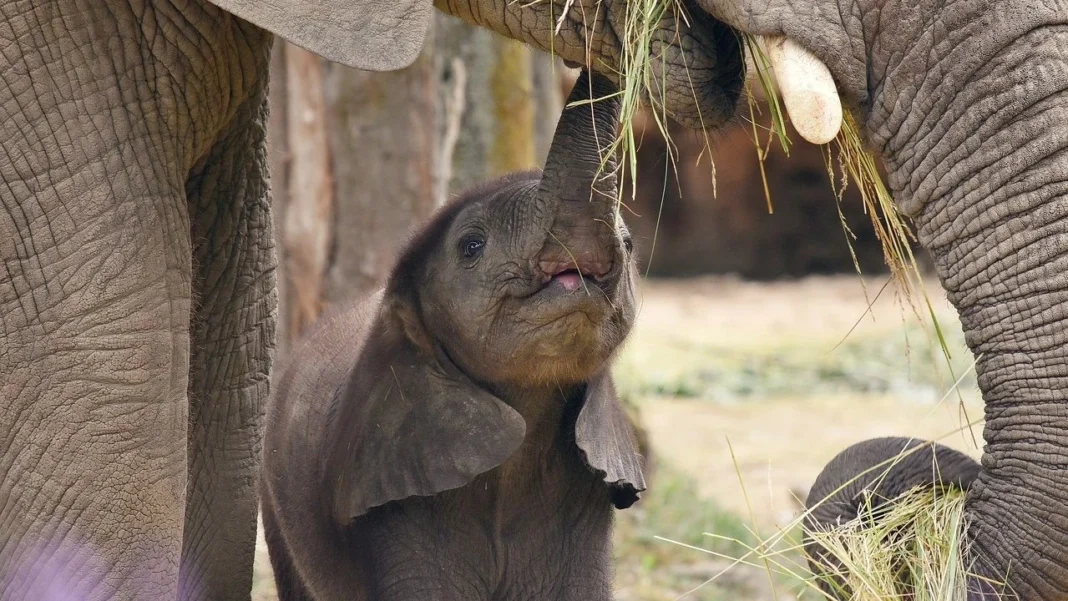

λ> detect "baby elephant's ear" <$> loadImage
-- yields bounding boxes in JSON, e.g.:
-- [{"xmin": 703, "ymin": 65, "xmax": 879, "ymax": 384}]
[
  {"xmin": 324, "ymin": 314, "xmax": 526, "ymax": 524},
  {"xmin": 575, "ymin": 374, "xmax": 647, "ymax": 509}
]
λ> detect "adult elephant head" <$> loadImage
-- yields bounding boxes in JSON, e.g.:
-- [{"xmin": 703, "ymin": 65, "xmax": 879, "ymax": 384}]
[{"xmin": 675, "ymin": 1, "xmax": 1064, "ymax": 599}]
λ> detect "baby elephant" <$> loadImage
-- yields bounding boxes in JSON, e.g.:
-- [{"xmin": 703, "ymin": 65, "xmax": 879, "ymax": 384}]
[{"xmin": 261, "ymin": 71, "xmax": 644, "ymax": 601}]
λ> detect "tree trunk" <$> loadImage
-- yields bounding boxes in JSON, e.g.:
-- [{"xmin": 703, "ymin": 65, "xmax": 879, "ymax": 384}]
[
  {"xmin": 277, "ymin": 45, "xmax": 334, "ymax": 344},
  {"xmin": 434, "ymin": 17, "xmax": 567, "ymax": 194},
  {"xmin": 267, "ymin": 44, "xmax": 290, "ymax": 359},
  {"xmin": 321, "ymin": 43, "xmax": 439, "ymax": 305},
  {"xmin": 530, "ymin": 51, "xmax": 564, "ymax": 165}
]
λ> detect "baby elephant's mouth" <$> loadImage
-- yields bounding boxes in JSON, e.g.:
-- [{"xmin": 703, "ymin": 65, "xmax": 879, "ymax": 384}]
[
  {"xmin": 551, "ymin": 269, "xmax": 584, "ymax": 292},
  {"xmin": 538, "ymin": 259, "xmax": 617, "ymax": 294}
]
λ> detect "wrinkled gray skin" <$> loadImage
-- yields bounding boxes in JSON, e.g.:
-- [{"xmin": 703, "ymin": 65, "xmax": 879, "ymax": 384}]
[
  {"xmin": 261, "ymin": 72, "xmax": 644, "ymax": 601},
  {"xmin": 0, "ymin": 0, "xmax": 1065, "ymax": 600},
  {"xmin": 691, "ymin": 1, "xmax": 1068, "ymax": 599}
]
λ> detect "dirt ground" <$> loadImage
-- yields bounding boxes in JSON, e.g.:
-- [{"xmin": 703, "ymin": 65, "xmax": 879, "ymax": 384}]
[{"xmin": 251, "ymin": 274, "xmax": 984, "ymax": 601}]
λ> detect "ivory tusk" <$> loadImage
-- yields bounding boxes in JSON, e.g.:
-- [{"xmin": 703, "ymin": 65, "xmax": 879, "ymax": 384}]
[{"xmin": 756, "ymin": 35, "xmax": 843, "ymax": 145}]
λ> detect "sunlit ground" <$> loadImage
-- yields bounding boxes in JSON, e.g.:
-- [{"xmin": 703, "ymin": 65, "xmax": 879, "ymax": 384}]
[{"xmin": 252, "ymin": 274, "xmax": 984, "ymax": 601}]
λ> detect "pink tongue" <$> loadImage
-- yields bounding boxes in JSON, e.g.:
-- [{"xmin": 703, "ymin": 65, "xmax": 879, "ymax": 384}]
[{"xmin": 553, "ymin": 272, "xmax": 582, "ymax": 291}]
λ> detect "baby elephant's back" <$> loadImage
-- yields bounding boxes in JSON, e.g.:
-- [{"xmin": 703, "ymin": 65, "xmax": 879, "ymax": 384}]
[{"xmin": 263, "ymin": 291, "xmax": 384, "ymax": 491}]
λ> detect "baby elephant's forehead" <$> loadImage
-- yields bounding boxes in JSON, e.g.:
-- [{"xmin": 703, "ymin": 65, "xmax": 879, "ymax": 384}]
[{"xmin": 459, "ymin": 177, "xmax": 541, "ymax": 225}]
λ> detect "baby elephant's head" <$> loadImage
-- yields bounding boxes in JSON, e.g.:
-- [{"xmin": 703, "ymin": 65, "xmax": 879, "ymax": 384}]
[{"xmin": 389, "ymin": 71, "xmax": 635, "ymax": 388}]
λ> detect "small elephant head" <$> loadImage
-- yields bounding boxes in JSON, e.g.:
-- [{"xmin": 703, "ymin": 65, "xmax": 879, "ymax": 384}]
[
  {"xmin": 321, "ymin": 71, "xmax": 644, "ymax": 524},
  {"xmin": 391, "ymin": 71, "xmax": 635, "ymax": 389}
]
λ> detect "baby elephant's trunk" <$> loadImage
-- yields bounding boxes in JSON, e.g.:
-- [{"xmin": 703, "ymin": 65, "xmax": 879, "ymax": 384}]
[{"xmin": 535, "ymin": 71, "xmax": 623, "ymax": 280}]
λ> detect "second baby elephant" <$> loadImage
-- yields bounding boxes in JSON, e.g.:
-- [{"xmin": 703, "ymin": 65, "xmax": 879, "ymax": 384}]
[{"xmin": 261, "ymin": 71, "xmax": 644, "ymax": 601}]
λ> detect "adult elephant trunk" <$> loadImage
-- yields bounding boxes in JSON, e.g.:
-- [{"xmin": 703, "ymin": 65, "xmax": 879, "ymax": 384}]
[
  {"xmin": 899, "ymin": 77, "xmax": 1068, "ymax": 601},
  {"xmin": 432, "ymin": 0, "xmax": 743, "ymax": 130},
  {"xmin": 692, "ymin": 1, "xmax": 1068, "ymax": 598},
  {"xmin": 804, "ymin": 438, "xmax": 983, "ymax": 598},
  {"xmin": 534, "ymin": 71, "xmax": 623, "ymax": 278}
]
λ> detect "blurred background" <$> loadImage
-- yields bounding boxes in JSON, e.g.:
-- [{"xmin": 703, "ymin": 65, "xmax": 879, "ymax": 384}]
[{"xmin": 254, "ymin": 15, "xmax": 981, "ymax": 601}]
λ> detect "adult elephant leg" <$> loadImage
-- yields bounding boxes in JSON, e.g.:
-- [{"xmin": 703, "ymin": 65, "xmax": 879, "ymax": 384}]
[
  {"xmin": 0, "ymin": 93, "xmax": 191, "ymax": 601},
  {"xmin": 179, "ymin": 59, "xmax": 275, "ymax": 601},
  {"xmin": 1, "ymin": 3, "xmax": 278, "ymax": 599}
]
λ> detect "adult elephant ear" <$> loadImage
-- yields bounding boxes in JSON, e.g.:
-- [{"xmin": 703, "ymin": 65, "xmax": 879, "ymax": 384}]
[
  {"xmin": 206, "ymin": 0, "xmax": 431, "ymax": 71},
  {"xmin": 575, "ymin": 374, "xmax": 647, "ymax": 509},
  {"xmin": 322, "ymin": 301, "xmax": 526, "ymax": 524}
]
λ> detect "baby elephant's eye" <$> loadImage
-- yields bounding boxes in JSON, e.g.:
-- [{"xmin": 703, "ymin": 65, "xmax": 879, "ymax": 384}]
[
  {"xmin": 623, "ymin": 235, "xmax": 634, "ymax": 253},
  {"xmin": 461, "ymin": 236, "xmax": 485, "ymax": 259}
]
